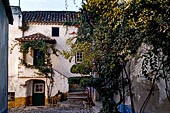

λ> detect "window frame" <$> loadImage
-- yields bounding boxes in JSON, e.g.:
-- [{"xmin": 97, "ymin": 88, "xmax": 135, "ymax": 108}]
[
  {"xmin": 8, "ymin": 92, "xmax": 15, "ymax": 101},
  {"xmin": 52, "ymin": 27, "xmax": 60, "ymax": 37},
  {"xmin": 75, "ymin": 52, "xmax": 83, "ymax": 63},
  {"xmin": 34, "ymin": 83, "xmax": 44, "ymax": 93},
  {"xmin": 33, "ymin": 49, "xmax": 45, "ymax": 66}
]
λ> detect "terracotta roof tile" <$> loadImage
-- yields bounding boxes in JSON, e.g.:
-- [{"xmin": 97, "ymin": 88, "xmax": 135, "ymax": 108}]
[
  {"xmin": 15, "ymin": 33, "xmax": 56, "ymax": 44},
  {"xmin": 23, "ymin": 11, "xmax": 79, "ymax": 25}
]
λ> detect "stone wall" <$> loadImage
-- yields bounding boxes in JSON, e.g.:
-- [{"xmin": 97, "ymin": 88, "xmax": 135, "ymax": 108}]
[
  {"xmin": 124, "ymin": 44, "xmax": 170, "ymax": 113},
  {"xmin": 8, "ymin": 96, "xmax": 48, "ymax": 108}
]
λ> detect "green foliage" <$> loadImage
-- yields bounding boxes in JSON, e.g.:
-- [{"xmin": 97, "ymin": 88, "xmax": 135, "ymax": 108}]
[
  {"xmin": 68, "ymin": 76, "xmax": 91, "ymax": 85},
  {"xmin": 20, "ymin": 40, "xmax": 47, "ymax": 54},
  {"xmin": 65, "ymin": 0, "xmax": 170, "ymax": 112},
  {"xmin": 80, "ymin": 77, "xmax": 90, "ymax": 88},
  {"xmin": 70, "ymin": 64, "xmax": 92, "ymax": 74},
  {"xmin": 64, "ymin": 21, "xmax": 77, "ymax": 26},
  {"xmin": 64, "ymin": 0, "xmax": 138, "ymax": 112},
  {"xmin": 19, "ymin": 40, "xmax": 58, "ymax": 76}
]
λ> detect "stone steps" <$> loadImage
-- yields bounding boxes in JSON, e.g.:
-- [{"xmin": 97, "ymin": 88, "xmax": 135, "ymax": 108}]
[
  {"xmin": 67, "ymin": 91, "xmax": 88, "ymax": 101},
  {"xmin": 67, "ymin": 96, "xmax": 87, "ymax": 101},
  {"xmin": 68, "ymin": 91, "xmax": 88, "ymax": 96},
  {"xmin": 63, "ymin": 90, "xmax": 89, "ymax": 109}
]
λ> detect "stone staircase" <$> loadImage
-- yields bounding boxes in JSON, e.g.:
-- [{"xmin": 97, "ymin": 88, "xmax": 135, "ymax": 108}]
[
  {"xmin": 67, "ymin": 91, "xmax": 88, "ymax": 101},
  {"xmin": 57, "ymin": 91, "xmax": 88, "ymax": 108}
]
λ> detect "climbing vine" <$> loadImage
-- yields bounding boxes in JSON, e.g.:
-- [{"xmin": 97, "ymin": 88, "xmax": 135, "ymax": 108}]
[
  {"xmin": 19, "ymin": 40, "xmax": 58, "ymax": 76},
  {"xmin": 11, "ymin": 39, "xmax": 60, "ymax": 103}
]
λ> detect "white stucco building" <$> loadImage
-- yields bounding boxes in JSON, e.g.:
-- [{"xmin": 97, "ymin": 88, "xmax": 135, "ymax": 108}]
[
  {"xmin": 0, "ymin": 0, "xmax": 13, "ymax": 112},
  {"xmin": 8, "ymin": 6, "xmax": 82, "ymax": 108}
]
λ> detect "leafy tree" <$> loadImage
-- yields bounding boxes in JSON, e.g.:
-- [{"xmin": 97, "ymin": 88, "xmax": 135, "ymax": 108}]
[
  {"xmin": 127, "ymin": 0, "xmax": 170, "ymax": 112},
  {"xmin": 65, "ymin": 0, "xmax": 170, "ymax": 113}
]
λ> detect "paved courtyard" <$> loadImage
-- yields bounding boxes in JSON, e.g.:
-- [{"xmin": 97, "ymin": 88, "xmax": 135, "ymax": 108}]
[{"xmin": 8, "ymin": 106, "xmax": 93, "ymax": 113}]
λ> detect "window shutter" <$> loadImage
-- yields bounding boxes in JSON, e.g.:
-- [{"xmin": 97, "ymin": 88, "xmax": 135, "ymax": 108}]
[
  {"xmin": 52, "ymin": 27, "xmax": 59, "ymax": 37},
  {"xmin": 45, "ymin": 54, "xmax": 48, "ymax": 65},
  {"xmin": 25, "ymin": 48, "xmax": 34, "ymax": 65}
]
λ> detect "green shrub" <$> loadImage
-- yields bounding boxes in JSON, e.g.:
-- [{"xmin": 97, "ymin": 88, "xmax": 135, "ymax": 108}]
[
  {"xmin": 70, "ymin": 63, "xmax": 92, "ymax": 75},
  {"xmin": 68, "ymin": 76, "xmax": 91, "ymax": 85}
]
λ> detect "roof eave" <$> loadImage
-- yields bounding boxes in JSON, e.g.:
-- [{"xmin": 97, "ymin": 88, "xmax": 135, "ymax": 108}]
[
  {"xmin": 15, "ymin": 39, "xmax": 56, "ymax": 44},
  {"xmin": 2, "ymin": 0, "xmax": 13, "ymax": 24}
]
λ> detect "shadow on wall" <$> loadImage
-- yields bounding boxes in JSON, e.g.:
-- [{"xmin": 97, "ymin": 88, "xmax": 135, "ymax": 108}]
[{"xmin": 25, "ymin": 80, "xmax": 33, "ymax": 105}]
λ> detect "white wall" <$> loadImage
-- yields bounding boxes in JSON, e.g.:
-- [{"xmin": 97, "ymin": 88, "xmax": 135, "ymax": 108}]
[
  {"xmin": 122, "ymin": 44, "xmax": 170, "ymax": 113},
  {"xmin": 23, "ymin": 24, "xmax": 80, "ymax": 78},
  {"xmin": 8, "ymin": 7, "xmax": 23, "ymax": 98},
  {"xmin": 8, "ymin": 8, "xmax": 81, "ymax": 99},
  {"xmin": 51, "ymin": 71, "xmax": 69, "ymax": 96},
  {"xmin": 0, "ymin": 1, "xmax": 9, "ymax": 112},
  {"xmin": 8, "ymin": 11, "xmax": 22, "ymax": 77}
]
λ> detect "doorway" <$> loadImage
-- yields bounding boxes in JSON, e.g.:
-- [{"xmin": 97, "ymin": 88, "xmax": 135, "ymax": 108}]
[{"xmin": 32, "ymin": 80, "xmax": 45, "ymax": 106}]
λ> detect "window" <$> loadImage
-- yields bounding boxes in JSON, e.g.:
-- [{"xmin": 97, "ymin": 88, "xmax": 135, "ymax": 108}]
[
  {"xmin": 34, "ymin": 83, "xmax": 44, "ymax": 93},
  {"xmin": 33, "ymin": 49, "xmax": 45, "ymax": 66},
  {"xmin": 8, "ymin": 92, "xmax": 15, "ymax": 101},
  {"xmin": 76, "ymin": 52, "xmax": 83, "ymax": 63},
  {"xmin": 52, "ymin": 27, "xmax": 59, "ymax": 37},
  {"xmin": 12, "ymin": 7, "xmax": 19, "ymax": 14}
]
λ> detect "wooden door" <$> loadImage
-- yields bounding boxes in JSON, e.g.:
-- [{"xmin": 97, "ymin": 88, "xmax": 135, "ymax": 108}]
[{"xmin": 32, "ymin": 80, "xmax": 45, "ymax": 106}]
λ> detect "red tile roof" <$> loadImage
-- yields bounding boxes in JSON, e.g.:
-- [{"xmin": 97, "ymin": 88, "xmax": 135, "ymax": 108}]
[
  {"xmin": 23, "ymin": 11, "xmax": 79, "ymax": 25},
  {"xmin": 15, "ymin": 33, "xmax": 56, "ymax": 44}
]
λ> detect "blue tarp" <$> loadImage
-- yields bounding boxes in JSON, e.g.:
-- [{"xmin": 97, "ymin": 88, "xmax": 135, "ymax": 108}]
[{"xmin": 119, "ymin": 104, "xmax": 138, "ymax": 113}]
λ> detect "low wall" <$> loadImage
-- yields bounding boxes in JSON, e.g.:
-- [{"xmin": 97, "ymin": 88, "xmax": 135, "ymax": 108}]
[{"xmin": 8, "ymin": 96, "xmax": 48, "ymax": 108}]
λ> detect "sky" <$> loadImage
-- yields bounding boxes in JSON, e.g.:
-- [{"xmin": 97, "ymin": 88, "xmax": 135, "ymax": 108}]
[{"xmin": 9, "ymin": 0, "xmax": 82, "ymax": 11}]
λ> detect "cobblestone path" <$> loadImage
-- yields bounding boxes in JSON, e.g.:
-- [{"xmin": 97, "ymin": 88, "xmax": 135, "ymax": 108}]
[{"xmin": 8, "ymin": 106, "xmax": 93, "ymax": 113}]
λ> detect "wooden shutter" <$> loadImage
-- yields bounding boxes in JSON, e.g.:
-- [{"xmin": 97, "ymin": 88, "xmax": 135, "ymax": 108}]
[{"xmin": 25, "ymin": 48, "xmax": 34, "ymax": 65}]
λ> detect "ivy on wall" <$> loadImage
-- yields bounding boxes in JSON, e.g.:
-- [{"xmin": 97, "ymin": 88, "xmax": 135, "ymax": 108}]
[{"xmin": 19, "ymin": 40, "xmax": 58, "ymax": 76}]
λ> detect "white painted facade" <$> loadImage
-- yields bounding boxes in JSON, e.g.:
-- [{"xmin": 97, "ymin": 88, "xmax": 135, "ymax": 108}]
[
  {"xmin": 8, "ymin": 6, "xmax": 81, "ymax": 106},
  {"xmin": 126, "ymin": 44, "xmax": 170, "ymax": 113},
  {"xmin": 108, "ymin": 44, "xmax": 170, "ymax": 113}
]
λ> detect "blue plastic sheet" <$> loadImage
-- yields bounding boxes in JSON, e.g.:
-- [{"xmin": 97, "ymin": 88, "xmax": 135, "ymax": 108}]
[{"xmin": 119, "ymin": 104, "xmax": 138, "ymax": 113}]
